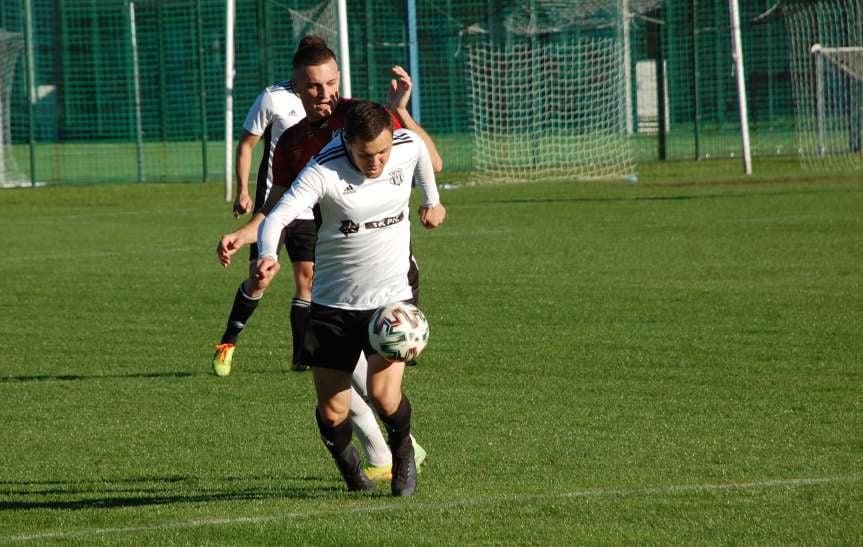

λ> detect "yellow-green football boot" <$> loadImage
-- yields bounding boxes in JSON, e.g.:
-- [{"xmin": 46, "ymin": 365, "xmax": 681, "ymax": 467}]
[
  {"xmin": 212, "ymin": 343, "xmax": 235, "ymax": 377},
  {"xmin": 363, "ymin": 441, "xmax": 427, "ymax": 481}
]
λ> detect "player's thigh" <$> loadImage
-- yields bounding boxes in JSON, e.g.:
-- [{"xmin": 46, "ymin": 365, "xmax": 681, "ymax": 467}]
[{"xmin": 291, "ymin": 261, "xmax": 314, "ymax": 298}]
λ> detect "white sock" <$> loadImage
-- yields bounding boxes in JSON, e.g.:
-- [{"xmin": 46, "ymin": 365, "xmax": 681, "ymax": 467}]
[
  {"xmin": 352, "ymin": 351, "xmax": 370, "ymax": 398},
  {"xmin": 349, "ymin": 386, "xmax": 391, "ymax": 467},
  {"xmin": 353, "ymin": 351, "xmax": 422, "ymax": 457}
]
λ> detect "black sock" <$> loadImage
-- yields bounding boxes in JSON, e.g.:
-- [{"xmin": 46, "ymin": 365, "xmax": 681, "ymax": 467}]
[
  {"xmin": 315, "ymin": 408, "xmax": 353, "ymax": 454},
  {"xmin": 220, "ymin": 283, "xmax": 261, "ymax": 345},
  {"xmin": 290, "ymin": 298, "xmax": 311, "ymax": 365},
  {"xmin": 380, "ymin": 395, "xmax": 412, "ymax": 453}
]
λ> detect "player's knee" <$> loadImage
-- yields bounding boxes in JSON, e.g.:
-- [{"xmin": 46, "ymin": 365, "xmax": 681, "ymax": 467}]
[
  {"xmin": 318, "ymin": 403, "xmax": 349, "ymax": 426},
  {"xmin": 243, "ymin": 277, "xmax": 267, "ymax": 298},
  {"xmin": 369, "ymin": 388, "xmax": 400, "ymax": 417},
  {"xmin": 294, "ymin": 262, "xmax": 314, "ymax": 291}
]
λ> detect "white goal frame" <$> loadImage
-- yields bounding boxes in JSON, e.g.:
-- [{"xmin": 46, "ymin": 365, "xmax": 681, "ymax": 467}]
[
  {"xmin": 0, "ymin": 29, "xmax": 25, "ymax": 187},
  {"xmin": 811, "ymin": 44, "xmax": 863, "ymax": 158}
]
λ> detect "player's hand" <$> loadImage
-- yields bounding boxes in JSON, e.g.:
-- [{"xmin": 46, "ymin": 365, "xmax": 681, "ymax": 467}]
[
  {"xmin": 233, "ymin": 191, "xmax": 253, "ymax": 218},
  {"xmin": 387, "ymin": 65, "xmax": 412, "ymax": 110},
  {"xmin": 254, "ymin": 257, "xmax": 281, "ymax": 290},
  {"xmin": 418, "ymin": 203, "xmax": 446, "ymax": 229},
  {"xmin": 216, "ymin": 232, "xmax": 244, "ymax": 267}
]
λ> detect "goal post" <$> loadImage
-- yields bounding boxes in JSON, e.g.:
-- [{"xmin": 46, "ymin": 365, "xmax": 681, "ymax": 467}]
[
  {"xmin": 811, "ymin": 44, "xmax": 863, "ymax": 158},
  {"xmin": 0, "ymin": 28, "xmax": 25, "ymax": 187}
]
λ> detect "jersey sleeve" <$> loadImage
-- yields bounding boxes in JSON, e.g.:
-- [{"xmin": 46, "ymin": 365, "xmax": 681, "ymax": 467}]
[
  {"xmin": 257, "ymin": 163, "xmax": 326, "ymax": 260},
  {"xmin": 389, "ymin": 109, "xmax": 403, "ymax": 130},
  {"xmin": 242, "ymin": 89, "xmax": 273, "ymax": 135},
  {"xmin": 412, "ymin": 133, "xmax": 439, "ymax": 207}
]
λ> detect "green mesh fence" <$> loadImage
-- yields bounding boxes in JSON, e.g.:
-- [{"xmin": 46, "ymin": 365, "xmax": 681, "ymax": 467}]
[
  {"xmin": 0, "ymin": 0, "xmax": 854, "ymax": 185},
  {"xmin": 626, "ymin": 1, "xmax": 796, "ymax": 163}
]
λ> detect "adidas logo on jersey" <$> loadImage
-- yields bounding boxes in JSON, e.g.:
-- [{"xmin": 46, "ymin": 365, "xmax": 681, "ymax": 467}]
[{"xmin": 343, "ymin": 184, "xmax": 356, "ymax": 194}]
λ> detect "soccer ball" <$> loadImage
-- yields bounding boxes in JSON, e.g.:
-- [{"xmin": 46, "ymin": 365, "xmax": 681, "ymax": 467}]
[{"xmin": 368, "ymin": 302, "xmax": 430, "ymax": 362}]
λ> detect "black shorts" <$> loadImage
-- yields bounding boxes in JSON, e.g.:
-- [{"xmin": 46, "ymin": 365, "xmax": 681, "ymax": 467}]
[
  {"xmin": 407, "ymin": 254, "xmax": 420, "ymax": 305},
  {"xmin": 249, "ymin": 218, "xmax": 317, "ymax": 263},
  {"xmin": 302, "ymin": 303, "xmax": 378, "ymax": 372}
]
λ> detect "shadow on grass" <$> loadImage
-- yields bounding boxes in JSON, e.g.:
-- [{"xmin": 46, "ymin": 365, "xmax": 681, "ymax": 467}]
[
  {"xmin": 0, "ymin": 371, "xmax": 198, "ymax": 383},
  {"xmin": 1, "ymin": 369, "xmax": 303, "ymax": 383},
  {"xmin": 0, "ymin": 474, "xmax": 341, "ymax": 510}
]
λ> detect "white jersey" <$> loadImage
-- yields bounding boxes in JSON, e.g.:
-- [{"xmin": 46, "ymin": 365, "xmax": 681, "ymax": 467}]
[
  {"xmin": 259, "ymin": 128, "xmax": 440, "ymax": 310},
  {"xmin": 242, "ymin": 81, "xmax": 313, "ymax": 220}
]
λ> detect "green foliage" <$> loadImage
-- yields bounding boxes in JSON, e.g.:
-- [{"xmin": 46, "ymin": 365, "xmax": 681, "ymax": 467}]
[{"xmin": 1, "ymin": 168, "xmax": 862, "ymax": 543}]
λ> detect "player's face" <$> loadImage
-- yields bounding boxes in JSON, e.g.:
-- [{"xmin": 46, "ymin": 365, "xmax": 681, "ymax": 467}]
[
  {"xmin": 293, "ymin": 59, "xmax": 340, "ymax": 122},
  {"xmin": 347, "ymin": 129, "xmax": 393, "ymax": 179}
]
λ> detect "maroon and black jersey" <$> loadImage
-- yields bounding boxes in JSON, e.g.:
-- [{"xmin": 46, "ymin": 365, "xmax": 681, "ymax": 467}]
[{"xmin": 271, "ymin": 98, "xmax": 403, "ymax": 189}]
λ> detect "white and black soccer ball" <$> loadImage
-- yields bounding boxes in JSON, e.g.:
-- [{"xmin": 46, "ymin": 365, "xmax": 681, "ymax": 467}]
[{"xmin": 368, "ymin": 302, "xmax": 429, "ymax": 362}]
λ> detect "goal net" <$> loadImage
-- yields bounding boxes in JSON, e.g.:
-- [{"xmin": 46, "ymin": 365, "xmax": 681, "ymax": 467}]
[
  {"xmin": 465, "ymin": 1, "xmax": 640, "ymax": 183},
  {"xmin": 785, "ymin": 0, "xmax": 863, "ymax": 171},
  {"xmin": 0, "ymin": 28, "xmax": 25, "ymax": 187}
]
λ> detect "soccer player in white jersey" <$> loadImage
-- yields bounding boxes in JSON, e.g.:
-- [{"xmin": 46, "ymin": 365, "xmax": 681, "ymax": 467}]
[
  {"xmin": 213, "ymin": 37, "xmax": 441, "ymax": 378},
  {"xmin": 215, "ymin": 38, "xmax": 439, "ymax": 484},
  {"xmin": 254, "ymin": 100, "xmax": 446, "ymax": 495},
  {"xmin": 212, "ymin": 70, "xmax": 314, "ymax": 376}
]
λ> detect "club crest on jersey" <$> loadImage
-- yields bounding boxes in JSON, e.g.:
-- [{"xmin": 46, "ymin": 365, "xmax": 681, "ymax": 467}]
[
  {"xmin": 339, "ymin": 220, "xmax": 359, "ymax": 236},
  {"xmin": 389, "ymin": 168, "xmax": 405, "ymax": 186}
]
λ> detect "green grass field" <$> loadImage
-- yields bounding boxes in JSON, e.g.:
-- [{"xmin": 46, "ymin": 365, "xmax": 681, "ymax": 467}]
[{"xmin": 1, "ymin": 164, "xmax": 861, "ymax": 544}]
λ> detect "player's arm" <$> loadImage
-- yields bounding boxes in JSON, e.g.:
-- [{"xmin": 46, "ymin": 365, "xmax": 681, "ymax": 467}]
[
  {"xmin": 217, "ymin": 129, "xmax": 296, "ymax": 267},
  {"xmin": 216, "ymin": 183, "xmax": 290, "ymax": 267},
  {"xmin": 387, "ymin": 65, "xmax": 443, "ymax": 173},
  {"xmin": 412, "ymin": 136, "xmax": 446, "ymax": 229},
  {"xmin": 258, "ymin": 164, "xmax": 323, "ymax": 260},
  {"xmin": 234, "ymin": 89, "xmax": 274, "ymax": 216},
  {"xmin": 255, "ymin": 166, "xmax": 323, "ymax": 284},
  {"xmin": 234, "ymin": 130, "xmax": 261, "ymax": 217}
]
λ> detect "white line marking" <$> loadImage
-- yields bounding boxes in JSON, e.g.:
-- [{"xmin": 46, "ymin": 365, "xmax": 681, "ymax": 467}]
[{"xmin": 7, "ymin": 475, "xmax": 859, "ymax": 542}]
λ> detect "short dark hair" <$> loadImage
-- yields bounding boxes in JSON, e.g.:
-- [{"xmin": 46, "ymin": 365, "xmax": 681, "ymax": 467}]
[
  {"xmin": 292, "ymin": 35, "xmax": 337, "ymax": 69},
  {"xmin": 344, "ymin": 101, "xmax": 394, "ymax": 143}
]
